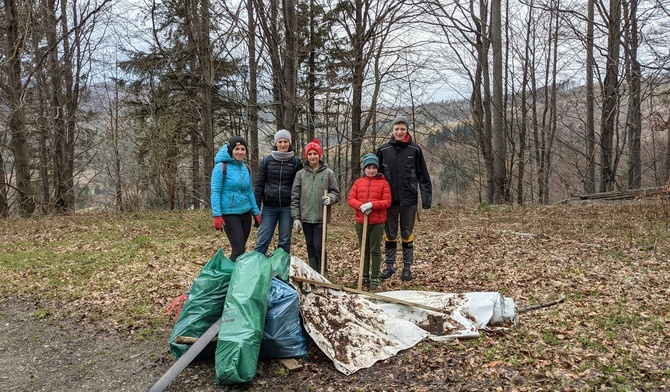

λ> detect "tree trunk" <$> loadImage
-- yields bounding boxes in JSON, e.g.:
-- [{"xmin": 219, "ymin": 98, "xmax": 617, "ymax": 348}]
[
  {"xmin": 491, "ymin": 0, "xmax": 507, "ymax": 204},
  {"xmin": 625, "ymin": 0, "xmax": 641, "ymax": 189},
  {"xmin": 600, "ymin": 0, "xmax": 621, "ymax": 192},
  {"xmin": 248, "ymin": 0, "xmax": 259, "ymax": 173},
  {"xmin": 4, "ymin": 0, "xmax": 35, "ymax": 216},
  {"xmin": 517, "ymin": 0, "xmax": 534, "ymax": 205},
  {"xmin": 584, "ymin": 0, "xmax": 596, "ymax": 194}
]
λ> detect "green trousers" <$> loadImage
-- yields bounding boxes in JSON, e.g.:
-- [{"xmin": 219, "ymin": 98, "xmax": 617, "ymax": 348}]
[{"xmin": 356, "ymin": 222, "xmax": 385, "ymax": 281}]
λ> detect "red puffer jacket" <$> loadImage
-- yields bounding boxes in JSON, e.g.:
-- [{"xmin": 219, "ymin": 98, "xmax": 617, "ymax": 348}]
[{"xmin": 347, "ymin": 173, "xmax": 392, "ymax": 225}]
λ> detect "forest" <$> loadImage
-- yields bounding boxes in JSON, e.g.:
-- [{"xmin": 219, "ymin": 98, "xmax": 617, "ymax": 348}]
[{"xmin": 1, "ymin": 0, "xmax": 670, "ymax": 216}]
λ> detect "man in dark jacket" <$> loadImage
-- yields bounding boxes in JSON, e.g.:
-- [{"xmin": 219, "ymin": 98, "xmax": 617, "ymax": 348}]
[
  {"xmin": 254, "ymin": 129, "xmax": 303, "ymax": 255},
  {"xmin": 376, "ymin": 115, "xmax": 432, "ymax": 281}
]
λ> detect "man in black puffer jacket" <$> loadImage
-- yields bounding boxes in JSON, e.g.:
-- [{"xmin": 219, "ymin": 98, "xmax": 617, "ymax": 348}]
[
  {"xmin": 254, "ymin": 129, "xmax": 303, "ymax": 255},
  {"xmin": 376, "ymin": 115, "xmax": 432, "ymax": 281}
]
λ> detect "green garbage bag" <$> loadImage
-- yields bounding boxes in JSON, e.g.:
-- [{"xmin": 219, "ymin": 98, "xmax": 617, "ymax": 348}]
[
  {"xmin": 169, "ymin": 248, "xmax": 235, "ymax": 359},
  {"xmin": 215, "ymin": 250, "xmax": 289, "ymax": 385},
  {"xmin": 268, "ymin": 248, "xmax": 291, "ymax": 283}
]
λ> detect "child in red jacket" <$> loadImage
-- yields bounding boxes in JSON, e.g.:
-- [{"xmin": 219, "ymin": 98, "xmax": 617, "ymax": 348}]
[{"xmin": 348, "ymin": 153, "xmax": 392, "ymax": 289}]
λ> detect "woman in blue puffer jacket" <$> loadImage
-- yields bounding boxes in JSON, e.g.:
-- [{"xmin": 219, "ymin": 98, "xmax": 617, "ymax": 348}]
[{"xmin": 211, "ymin": 136, "xmax": 261, "ymax": 261}]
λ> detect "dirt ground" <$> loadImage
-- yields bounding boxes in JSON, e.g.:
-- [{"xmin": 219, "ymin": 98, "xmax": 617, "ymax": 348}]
[{"xmin": 0, "ymin": 298, "xmax": 456, "ymax": 392}]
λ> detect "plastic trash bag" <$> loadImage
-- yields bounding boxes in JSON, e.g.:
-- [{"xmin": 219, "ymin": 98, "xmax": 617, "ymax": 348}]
[
  {"xmin": 259, "ymin": 277, "xmax": 308, "ymax": 359},
  {"xmin": 168, "ymin": 248, "xmax": 235, "ymax": 359},
  {"xmin": 215, "ymin": 251, "xmax": 275, "ymax": 385}
]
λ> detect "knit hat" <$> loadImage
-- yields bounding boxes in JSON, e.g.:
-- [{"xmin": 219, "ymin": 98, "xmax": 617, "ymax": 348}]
[
  {"xmin": 304, "ymin": 139, "xmax": 323, "ymax": 158},
  {"xmin": 360, "ymin": 153, "xmax": 379, "ymax": 169},
  {"xmin": 393, "ymin": 115, "xmax": 410, "ymax": 130},
  {"xmin": 274, "ymin": 129, "xmax": 292, "ymax": 144},
  {"xmin": 227, "ymin": 136, "xmax": 248, "ymax": 155}
]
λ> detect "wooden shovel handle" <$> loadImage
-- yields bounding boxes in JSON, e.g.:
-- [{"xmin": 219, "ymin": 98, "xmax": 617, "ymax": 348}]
[{"xmin": 357, "ymin": 214, "xmax": 369, "ymax": 290}]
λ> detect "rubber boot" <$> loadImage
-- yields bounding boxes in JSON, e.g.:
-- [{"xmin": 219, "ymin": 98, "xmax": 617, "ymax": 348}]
[
  {"xmin": 380, "ymin": 241, "xmax": 396, "ymax": 280},
  {"xmin": 317, "ymin": 254, "xmax": 329, "ymax": 280},
  {"xmin": 308, "ymin": 256, "xmax": 319, "ymax": 272},
  {"xmin": 401, "ymin": 241, "xmax": 413, "ymax": 281}
]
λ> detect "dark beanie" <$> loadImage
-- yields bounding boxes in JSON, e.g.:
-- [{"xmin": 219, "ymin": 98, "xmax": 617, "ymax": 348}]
[{"xmin": 228, "ymin": 136, "xmax": 248, "ymax": 155}]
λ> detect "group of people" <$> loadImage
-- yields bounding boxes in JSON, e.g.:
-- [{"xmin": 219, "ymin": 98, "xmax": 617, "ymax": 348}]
[{"xmin": 210, "ymin": 115, "xmax": 432, "ymax": 288}]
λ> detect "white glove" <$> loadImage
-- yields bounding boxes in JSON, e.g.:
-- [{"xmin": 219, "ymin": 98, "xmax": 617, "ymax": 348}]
[
  {"xmin": 322, "ymin": 195, "xmax": 331, "ymax": 205},
  {"xmin": 292, "ymin": 219, "xmax": 303, "ymax": 233},
  {"xmin": 359, "ymin": 202, "xmax": 373, "ymax": 214}
]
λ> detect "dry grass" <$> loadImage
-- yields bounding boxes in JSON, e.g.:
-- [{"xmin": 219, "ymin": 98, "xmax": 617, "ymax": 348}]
[{"xmin": 1, "ymin": 202, "xmax": 669, "ymax": 390}]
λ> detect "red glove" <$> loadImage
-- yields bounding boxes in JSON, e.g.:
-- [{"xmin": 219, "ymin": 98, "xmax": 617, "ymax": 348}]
[
  {"xmin": 213, "ymin": 216, "xmax": 225, "ymax": 231},
  {"xmin": 253, "ymin": 214, "xmax": 262, "ymax": 228}
]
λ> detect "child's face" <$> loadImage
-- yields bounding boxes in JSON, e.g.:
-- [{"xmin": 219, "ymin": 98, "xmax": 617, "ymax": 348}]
[
  {"xmin": 364, "ymin": 165, "xmax": 378, "ymax": 177},
  {"xmin": 307, "ymin": 150, "xmax": 320, "ymax": 166}
]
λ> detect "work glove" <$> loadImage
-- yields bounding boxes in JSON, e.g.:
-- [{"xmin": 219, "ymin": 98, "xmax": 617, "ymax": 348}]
[
  {"xmin": 253, "ymin": 214, "xmax": 262, "ymax": 228},
  {"xmin": 213, "ymin": 216, "xmax": 225, "ymax": 231},
  {"xmin": 322, "ymin": 195, "xmax": 331, "ymax": 205},
  {"xmin": 292, "ymin": 219, "xmax": 303, "ymax": 233},
  {"xmin": 359, "ymin": 202, "xmax": 373, "ymax": 215}
]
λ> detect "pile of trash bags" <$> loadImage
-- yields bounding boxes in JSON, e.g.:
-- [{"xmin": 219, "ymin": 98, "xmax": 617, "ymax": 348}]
[{"xmin": 168, "ymin": 248, "xmax": 307, "ymax": 386}]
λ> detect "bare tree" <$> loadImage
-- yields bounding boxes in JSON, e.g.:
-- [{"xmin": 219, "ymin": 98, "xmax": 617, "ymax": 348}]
[
  {"xmin": 2, "ymin": 0, "xmax": 36, "ymax": 216},
  {"xmin": 623, "ymin": 0, "xmax": 641, "ymax": 189},
  {"xmin": 600, "ymin": 0, "xmax": 621, "ymax": 192}
]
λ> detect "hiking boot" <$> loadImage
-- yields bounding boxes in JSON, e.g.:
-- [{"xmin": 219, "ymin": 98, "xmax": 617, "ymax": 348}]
[
  {"xmin": 380, "ymin": 267, "xmax": 395, "ymax": 281},
  {"xmin": 401, "ymin": 269, "xmax": 412, "ymax": 281},
  {"xmin": 370, "ymin": 279, "xmax": 379, "ymax": 290}
]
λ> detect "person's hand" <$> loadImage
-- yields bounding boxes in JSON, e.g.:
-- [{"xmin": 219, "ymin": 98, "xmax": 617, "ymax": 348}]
[
  {"xmin": 253, "ymin": 214, "xmax": 262, "ymax": 228},
  {"xmin": 292, "ymin": 219, "xmax": 303, "ymax": 233},
  {"xmin": 213, "ymin": 216, "xmax": 225, "ymax": 231},
  {"xmin": 322, "ymin": 195, "xmax": 331, "ymax": 205},
  {"xmin": 359, "ymin": 202, "xmax": 373, "ymax": 214}
]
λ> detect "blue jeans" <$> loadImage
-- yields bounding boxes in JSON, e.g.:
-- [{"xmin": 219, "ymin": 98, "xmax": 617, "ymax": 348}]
[{"xmin": 254, "ymin": 206, "xmax": 293, "ymax": 255}]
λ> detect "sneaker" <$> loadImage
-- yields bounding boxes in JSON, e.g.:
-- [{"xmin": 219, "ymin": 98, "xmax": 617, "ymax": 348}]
[
  {"xmin": 370, "ymin": 281, "xmax": 379, "ymax": 290},
  {"xmin": 401, "ymin": 269, "xmax": 412, "ymax": 281},
  {"xmin": 380, "ymin": 267, "xmax": 395, "ymax": 281}
]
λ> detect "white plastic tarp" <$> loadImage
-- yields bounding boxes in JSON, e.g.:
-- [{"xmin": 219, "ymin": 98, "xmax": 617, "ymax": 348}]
[
  {"xmin": 371, "ymin": 290, "xmax": 517, "ymax": 341},
  {"xmin": 289, "ymin": 256, "xmax": 429, "ymax": 375},
  {"xmin": 289, "ymin": 256, "xmax": 518, "ymax": 374}
]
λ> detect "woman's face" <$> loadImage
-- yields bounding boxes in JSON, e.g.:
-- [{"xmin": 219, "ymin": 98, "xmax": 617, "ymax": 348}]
[
  {"xmin": 232, "ymin": 145, "xmax": 247, "ymax": 161},
  {"xmin": 276, "ymin": 138, "xmax": 290, "ymax": 152},
  {"xmin": 307, "ymin": 150, "xmax": 320, "ymax": 167}
]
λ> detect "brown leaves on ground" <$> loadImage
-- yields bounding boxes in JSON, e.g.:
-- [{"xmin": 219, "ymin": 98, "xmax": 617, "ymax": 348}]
[{"xmin": 1, "ymin": 203, "xmax": 669, "ymax": 390}]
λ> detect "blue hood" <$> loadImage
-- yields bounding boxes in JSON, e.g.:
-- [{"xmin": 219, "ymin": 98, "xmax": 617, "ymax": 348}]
[{"xmin": 214, "ymin": 144, "xmax": 237, "ymax": 164}]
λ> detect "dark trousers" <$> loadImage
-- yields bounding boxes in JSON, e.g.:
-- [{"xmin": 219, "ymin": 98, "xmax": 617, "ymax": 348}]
[
  {"xmin": 223, "ymin": 211, "xmax": 252, "ymax": 261},
  {"xmin": 302, "ymin": 222, "xmax": 323, "ymax": 259},
  {"xmin": 384, "ymin": 204, "xmax": 417, "ymax": 242}
]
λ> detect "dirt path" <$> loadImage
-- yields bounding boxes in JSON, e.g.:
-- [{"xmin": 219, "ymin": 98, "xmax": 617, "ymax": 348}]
[{"xmin": 0, "ymin": 300, "xmax": 224, "ymax": 392}]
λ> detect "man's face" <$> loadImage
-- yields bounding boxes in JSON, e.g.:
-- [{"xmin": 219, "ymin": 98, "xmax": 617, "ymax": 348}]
[
  {"xmin": 276, "ymin": 138, "xmax": 290, "ymax": 152},
  {"xmin": 393, "ymin": 123, "xmax": 408, "ymax": 142}
]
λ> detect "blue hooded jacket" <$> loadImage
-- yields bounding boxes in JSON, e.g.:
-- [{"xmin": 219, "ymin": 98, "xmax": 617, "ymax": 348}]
[{"xmin": 210, "ymin": 144, "xmax": 260, "ymax": 217}]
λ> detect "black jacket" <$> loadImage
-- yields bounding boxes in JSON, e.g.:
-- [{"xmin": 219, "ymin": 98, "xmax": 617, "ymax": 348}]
[
  {"xmin": 376, "ymin": 134, "xmax": 432, "ymax": 208},
  {"xmin": 254, "ymin": 150, "xmax": 303, "ymax": 208}
]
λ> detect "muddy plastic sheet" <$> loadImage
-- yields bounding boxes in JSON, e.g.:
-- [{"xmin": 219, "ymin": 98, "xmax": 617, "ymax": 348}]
[
  {"xmin": 289, "ymin": 256, "xmax": 429, "ymax": 375},
  {"xmin": 372, "ymin": 291, "xmax": 518, "ymax": 341}
]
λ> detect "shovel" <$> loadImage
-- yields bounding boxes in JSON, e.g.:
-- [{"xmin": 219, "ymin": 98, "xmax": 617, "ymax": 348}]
[
  {"xmin": 321, "ymin": 189, "xmax": 328, "ymax": 276},
  {"xmin": 357, "ymin": 214, "xmax": 369, "ymax": 290}
]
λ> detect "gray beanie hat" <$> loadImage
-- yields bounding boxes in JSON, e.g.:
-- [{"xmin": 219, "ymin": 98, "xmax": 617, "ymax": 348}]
[
  {"xmin": 393, "ymin": 115, "xmax": 410, "ymax": 130},
  {"xmin": 274, "ymin": 129, "xmax": 292, "ymax": 144}
]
